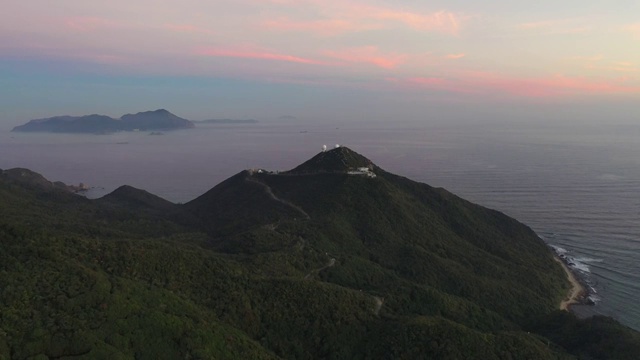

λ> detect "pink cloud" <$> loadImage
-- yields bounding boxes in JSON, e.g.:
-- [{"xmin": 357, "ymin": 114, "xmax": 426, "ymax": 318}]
[
  {"xmin": 547, "ymin": 76, "xmax": 639, "ymax": 94},
  {"xmin": 323, "ymin": 46, "xmax": 406, "ymax": 69},
  {"xmin": 389, "ymin": 73, "xmax": 640, "ymax": 98},
  {"xmin": 627, "ymin": 23, "xmax": 640, "ymax": 37},
  {"xmin": 471, "ymin": 73, "xmax": 640, "ymax": 97},
  {"xmin": 360, "ymin": 7, "xmax": 463, "ymax": 34},
  {"xmin": 518, "ymin": 19, "xmax": 590, "ymax": 35},
  {"xmin": 258, "ymin": 1, "xmax": 467, "ymax": 36},
  {"xmin": 446, "ymin": 53, "xmax": 466, "ymax": 60},
  {"xmin": 196, "ymin": 47, "xmax": 325, "ymax": 65}
]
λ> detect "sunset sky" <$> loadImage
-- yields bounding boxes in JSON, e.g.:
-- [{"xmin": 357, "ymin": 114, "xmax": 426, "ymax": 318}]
[{"xmin": 2, "ymin": 0, "xmax": 639, "ymax": 125}]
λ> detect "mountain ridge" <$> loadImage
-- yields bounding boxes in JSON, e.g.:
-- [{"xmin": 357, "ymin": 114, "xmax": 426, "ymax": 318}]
[
  {"xmin": 11, "ymin": 109, "xmax": 195, "ymax": 133},
  {"xmin": 1, "ymin": 147, "xmax": 639, "ymax": 359}
]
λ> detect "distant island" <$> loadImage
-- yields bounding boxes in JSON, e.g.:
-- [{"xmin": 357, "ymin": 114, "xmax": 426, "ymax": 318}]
[
  {"xmin": 195, "ymin": 119, "xmax": 258, "ymax": 124},
  {"xmin": 11, "ymin": 109, "xmax": 195, "ymax": 134}
]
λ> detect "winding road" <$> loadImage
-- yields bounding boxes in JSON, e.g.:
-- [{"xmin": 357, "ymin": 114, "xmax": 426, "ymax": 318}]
[{"xmin": 245, "ymin": 176, "xmax": 310, "ymax": 219}]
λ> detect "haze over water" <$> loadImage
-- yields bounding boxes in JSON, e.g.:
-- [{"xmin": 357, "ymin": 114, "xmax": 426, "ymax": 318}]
[{"xmin": 2, "ymin": 120, "xmax": 639, "ymax": 330}]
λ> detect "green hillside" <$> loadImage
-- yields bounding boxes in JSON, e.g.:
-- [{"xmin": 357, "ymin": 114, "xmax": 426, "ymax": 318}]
[{"xmin": 1, "ymin": 149, "xmax": 639, "ymax": 359}]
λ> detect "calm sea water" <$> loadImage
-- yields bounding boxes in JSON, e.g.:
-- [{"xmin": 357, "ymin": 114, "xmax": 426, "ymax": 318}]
[{"xmin": 1, "ymin": 121, "xmax": 639, "ymax": 330}]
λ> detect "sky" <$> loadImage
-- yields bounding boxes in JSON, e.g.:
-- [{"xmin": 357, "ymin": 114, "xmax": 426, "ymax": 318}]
[{"xmin": 1, "ymin": 0, "xmax": 639, "ymax": 126}]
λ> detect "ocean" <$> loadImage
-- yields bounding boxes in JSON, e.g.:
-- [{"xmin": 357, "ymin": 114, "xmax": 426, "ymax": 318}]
[{"xmin": 1, "ymin": 120, "xmax": 639, "ymax": 330}]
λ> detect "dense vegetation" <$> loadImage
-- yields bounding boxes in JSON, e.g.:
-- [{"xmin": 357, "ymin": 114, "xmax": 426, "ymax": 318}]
[{"xmin": 1, "ymin": 148, "xmax": 639, "ymax": 359}]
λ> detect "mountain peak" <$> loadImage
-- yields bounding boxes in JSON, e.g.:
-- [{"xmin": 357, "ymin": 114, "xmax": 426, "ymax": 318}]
[
  {"xmin": 287, "ymin": 146, "xmax": 376, "ymax": 174},
  {"xmin": 99, "ymin": 185, "xmax": 175, "ymax": 210},
  {"xmin": 119, "ymin": 109, "xmax": 195, "ymax": 130},
  {"xmin": 121, "ymin": 109, "xmax": 176, "ymax": 119}
]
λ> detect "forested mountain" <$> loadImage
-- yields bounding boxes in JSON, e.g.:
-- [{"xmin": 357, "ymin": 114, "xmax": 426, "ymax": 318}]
[{"xmin": 1, "ymin": 148, "xmax": 639, "ymax": 359}]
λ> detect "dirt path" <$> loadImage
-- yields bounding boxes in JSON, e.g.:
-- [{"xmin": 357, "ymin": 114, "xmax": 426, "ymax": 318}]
[
  {"xmin": 373, "ymin": 296, "xmax": 384, "ymax": 316},
  {"xmin": 304, "ymin": 258, "xmax": 336, "ymax": 280},
  {"xmin": 245, "ymin": 177, "xmax": 310, "ymax": 219},
  {"xmin": 555, "ymin": 256, "xmax": 585, "ymax": 310}
]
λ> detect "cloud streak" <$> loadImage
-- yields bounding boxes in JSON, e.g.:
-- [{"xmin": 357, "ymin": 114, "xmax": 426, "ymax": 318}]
[
  {"xmin": 323, "ymin": 46, "xmax": 406, "ymax": 69},
  {"xmin": 258, "ymin": 1, "xmax": 467, "ymax": 36},
  {"xmin": 446, "ymin": 53, "xmax": 466, "ymax": 60},
  {"xmin": 626, "ymin": 23, "xmax": 640, "ymax": 38},
  {"xmin": 518, "ymin": 18, "xmax": 591, "ymax": 35},
  {"xmin": 196, "ymin": 48, "xmax": 325, "ymax": 65},
  {"xmin": 262, "ymin": 18, "xmax": 377, "ymax": 36},
  {"xmin": 361, "ymin": 7, "xmax": 463, "ymax": 34},
  {"xmin": 389, "ymin": 73, "xmax": 640, "ymax": 98}
]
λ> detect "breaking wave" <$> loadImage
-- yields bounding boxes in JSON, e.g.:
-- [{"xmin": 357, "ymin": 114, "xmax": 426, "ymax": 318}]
[{"xmin": 549, "ymin": 244, "xmax": 602, "ymax": 304}]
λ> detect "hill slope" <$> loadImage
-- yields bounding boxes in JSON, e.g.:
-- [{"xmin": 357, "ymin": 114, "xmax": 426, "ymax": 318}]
[
  {"xmin": 187, "ymin": 147, "xmax": 566, "ymax": 323},
  {"xmin": 1, "ymin": 148, "xmax": 639, "ymax": 359}
]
